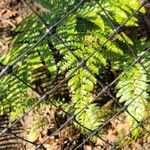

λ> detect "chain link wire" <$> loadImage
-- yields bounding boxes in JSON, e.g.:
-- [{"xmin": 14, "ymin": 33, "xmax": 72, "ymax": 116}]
[{"xmin": 0, "ymin": 0, "xmax": 150, "ymax": 149}]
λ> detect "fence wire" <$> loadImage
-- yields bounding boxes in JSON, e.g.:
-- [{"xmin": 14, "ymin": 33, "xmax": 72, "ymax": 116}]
[{"xmin": 0, "ymin": 0, "xmax": 150, "ymax": 149}]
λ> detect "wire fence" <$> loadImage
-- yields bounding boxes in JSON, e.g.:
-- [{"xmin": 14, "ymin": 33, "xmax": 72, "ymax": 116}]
[{"xmin": 0, "ymin": 0, "xmax": 150, "ymax": 149}]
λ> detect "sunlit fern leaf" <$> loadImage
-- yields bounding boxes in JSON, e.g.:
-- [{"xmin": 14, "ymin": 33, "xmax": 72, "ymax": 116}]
[
  {"xmin": 116, "ymin": 63, "xmax": 149, "ymax": 137},
  {"xmin": 5, "ymin": 15, "xmax": 45, "ymax": 64},
  {"xmin": 0, "ymin": 74, "xmax": 29, "ymax": 120},
  {"xmin": 103, "ymin": 0, "xmax": 145, "ymax": 26},
  {"xmin": 68, "ymin": 68, "xmax": 100, "ymax": 132}
]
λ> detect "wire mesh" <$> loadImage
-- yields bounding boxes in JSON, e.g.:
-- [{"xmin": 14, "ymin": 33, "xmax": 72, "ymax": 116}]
[{"xmin": 0, "ymin": 0, "xmax": 150, "ymax": 149}]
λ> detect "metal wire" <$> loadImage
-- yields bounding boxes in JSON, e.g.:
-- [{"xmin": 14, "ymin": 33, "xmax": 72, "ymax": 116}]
[{"xmin": 0, "ymin": 0, "xmax": 149, "ymax": 149}]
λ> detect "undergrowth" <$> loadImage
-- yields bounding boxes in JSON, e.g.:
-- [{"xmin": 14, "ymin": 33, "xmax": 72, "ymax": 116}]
[{"xmin": 0, "ymin": 0, "xmax": 149, "ymax": 147}]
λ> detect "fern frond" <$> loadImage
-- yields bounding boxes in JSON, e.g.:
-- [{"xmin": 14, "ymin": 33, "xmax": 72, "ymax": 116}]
[{"xmin": 116, "ymin": 61, "xmax": 149, "ymax": 137}]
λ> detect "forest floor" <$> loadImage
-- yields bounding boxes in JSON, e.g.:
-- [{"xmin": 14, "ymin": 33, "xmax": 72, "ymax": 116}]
[{"xmin": 0, "ymin": 0, "xmax": 150, "ymax": 150}]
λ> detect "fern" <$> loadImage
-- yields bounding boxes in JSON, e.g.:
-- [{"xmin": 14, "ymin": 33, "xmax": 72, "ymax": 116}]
[
  {"xmin": 0, "ymin": 0, "xmax": 149, "ymax": 142},
  {"xmin": 116, "ymin": 52, "xmax": 150, "ymax": 137}
]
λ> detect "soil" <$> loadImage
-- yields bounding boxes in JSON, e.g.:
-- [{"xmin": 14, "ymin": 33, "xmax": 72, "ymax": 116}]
[{"xmin": 0, "ymin": 0, "xmax": 149, "ymax": 150}]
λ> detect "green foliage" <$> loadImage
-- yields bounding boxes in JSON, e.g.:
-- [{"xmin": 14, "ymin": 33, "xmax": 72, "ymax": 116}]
[
  {"xmin": 0, "ymin": 0, "xmax": 149, "ymax": 143},
  {"xmin": 116, "ymin": 52, "xmax": 150, "ymax": 137}
]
